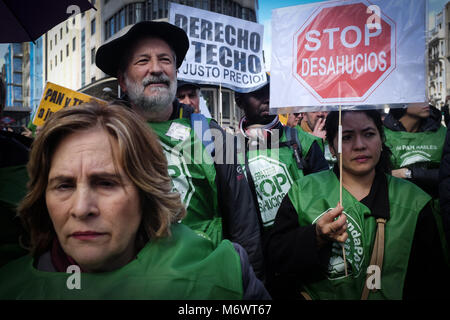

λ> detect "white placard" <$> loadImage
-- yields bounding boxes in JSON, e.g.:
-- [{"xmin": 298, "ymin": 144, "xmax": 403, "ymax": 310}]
[
  {"xmin": 169, "ymin": 2, "xmax": 267, "ymax": 92},
  {"xmin": 270, "ymin": 0, "xmax": 426, "ymax": 112}
]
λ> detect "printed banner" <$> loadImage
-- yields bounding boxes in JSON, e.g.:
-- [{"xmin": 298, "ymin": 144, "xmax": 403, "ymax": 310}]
[
  {"xmin": 33, "ymin": 82, "xmax": 107, "ymax": 126},
  {"xmin": 169, "ymin": 2, "xmax": 267, "ymax": 92},
  {"xmin": 270, "ymin": 0, "xmax": 426, "ymax": 112}
]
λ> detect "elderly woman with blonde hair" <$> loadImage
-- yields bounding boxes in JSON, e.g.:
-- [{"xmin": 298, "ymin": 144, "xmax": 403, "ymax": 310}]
[{"xmin": 0, "ymin": 102, "xmax": 269, "ymax": 299}]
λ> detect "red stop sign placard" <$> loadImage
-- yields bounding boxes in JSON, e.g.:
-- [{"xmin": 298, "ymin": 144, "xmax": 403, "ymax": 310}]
[{"xmin": 293, "ymin": 1, "xmax": 396, "ymax": 103}]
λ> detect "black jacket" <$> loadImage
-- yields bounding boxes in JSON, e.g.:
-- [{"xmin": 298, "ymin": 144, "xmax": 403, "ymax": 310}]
[
  {"xmin": 439, "ymin": 126, "xmax": 450, "ymax": 246},
  {"xmin": 0, "ymin": 130, "xmax": 31, "ymax": 267},
  {"xmin": 383, "ymin": 107, "xmax": 443, "ymax": 197}
]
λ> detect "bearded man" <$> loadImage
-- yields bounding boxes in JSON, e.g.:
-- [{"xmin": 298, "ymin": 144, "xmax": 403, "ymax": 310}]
[{"xmin": 95, "ymin": 21, "xmax": 264, "ymax": 278}]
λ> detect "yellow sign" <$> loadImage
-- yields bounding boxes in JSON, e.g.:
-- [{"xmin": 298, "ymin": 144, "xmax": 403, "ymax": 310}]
[
  {"xmin": 33, "ymin": 82, "xmax": 107, "ymax": 126},
  {"xmin": 278, "ymin": 113, "xmax": 288, "ymax": 125}
]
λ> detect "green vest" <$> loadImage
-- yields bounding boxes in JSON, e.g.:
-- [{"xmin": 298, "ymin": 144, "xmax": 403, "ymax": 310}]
[
  {"xmin": 384, "ymin": 126, "xmax": 446, "ymax": 169},
  {"xmin": 0, "ymin": 224, "xmax": 243, "ymax": 300},
  {"xmin": 0, "ymin": 165, "xmax": 29, "ymax": 267},
  {"xmin": 148, "ymin": 118, "xmax": 222, "ymax": 246},
  {"xmin": 288, "ymin": 170, "xmax": 430, "ymax": 299},
  {"xmin": 244, "ymin": 128, "xmax": 318, "ymax": 227}
]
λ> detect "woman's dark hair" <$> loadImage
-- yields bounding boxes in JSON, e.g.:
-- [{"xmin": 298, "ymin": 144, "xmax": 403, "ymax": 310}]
[{"xmin": 325, "ymin": 109, "xmax": 392, "ymax": 174}]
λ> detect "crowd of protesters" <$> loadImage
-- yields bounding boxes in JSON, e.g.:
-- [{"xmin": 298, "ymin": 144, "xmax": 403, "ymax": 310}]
[{"xmin": 0, "ymin": 21, "xmax": 449, "ymax": 300}]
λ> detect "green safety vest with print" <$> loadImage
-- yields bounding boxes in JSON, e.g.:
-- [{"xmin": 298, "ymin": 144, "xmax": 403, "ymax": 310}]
[
  {"xmin": 384, "ymin": 126, "xmax": 446, "ymax": 169},
  {"xmin": 287, "ymin": 170, "xmax": 430, "ymax": 300},
  {"xmin": 243, "ymin": 128, "xmax": 319, "ymax": 228},
  {"xmin": 0, "ymin": 223, "xmax": 243, "ymax": 300},
  {"xmin": 148, "ymin": 118, "xmax": 222, "ymax": 245}
]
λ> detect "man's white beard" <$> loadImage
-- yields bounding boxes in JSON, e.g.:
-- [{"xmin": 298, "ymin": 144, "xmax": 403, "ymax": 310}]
[{"xmin": 125, "ymin": 74, "xmax": 177, "ymax": 114}]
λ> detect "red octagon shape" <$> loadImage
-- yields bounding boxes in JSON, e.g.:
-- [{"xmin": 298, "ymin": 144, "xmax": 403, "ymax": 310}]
[{"xmin": 293, "ymin": 1, "xmax": 396, "ymax": 103}]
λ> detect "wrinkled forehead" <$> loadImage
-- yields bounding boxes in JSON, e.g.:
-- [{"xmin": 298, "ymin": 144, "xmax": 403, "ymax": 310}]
[
  {"xmin": 119, "ymin": 36, "xmax": 177, "ymax": 74},
  {"xmin": 129, "ymin": 36, "xmax": 176, "ymax": 60}
]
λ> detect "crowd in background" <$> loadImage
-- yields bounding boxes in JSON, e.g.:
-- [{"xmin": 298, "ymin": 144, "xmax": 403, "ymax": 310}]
[{"xmin": 0, "ymin": 21, "xmax": 449, "ymax": 300}]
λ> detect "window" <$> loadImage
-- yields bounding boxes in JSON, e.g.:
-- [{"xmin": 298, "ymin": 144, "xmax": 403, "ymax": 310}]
[
  {"xmin": 110, "ymin": 17, "xmax": 115, "ymax": 38},
  {"xmin": 13, "ymin": 57, "xmax": 22, "ymax": 72},
  {"xmin": 13, "ymin": 86, "xmax": 22, "ymax": 100},
  {"xmin": 66, "ymin": 22, "xmax": 69, "ymax": 33},
  {"xmin": 50, "ymin": 40, "xmax": 52, "ymax": 51},
  {"xmin": 50, "ymin": 61, "xmax": 52, "ymax": 70},
  {"xmin": 55, "ymin": 56, "xmax": 57, "ymax": 67},
  {"xmin": 55, "ymin": 34, "xmax": 57, "ymax": 46},
  {"xmin": 91, "ymin": 47, "xmax": 95, "ymax": 64},
  {"xmin": 60, "ymin": 28, "xmax": 62, "ymax": 40},
  {"xmin": 91, "ymin": 76, "xmax": 96, "ymax": 83},
  {"xmin": 13, "ymin": 72, "xmax": 22, "ymax": 84},
  {"xmin": 135, "ymin": 3, "xmax": 144, "ymax": 23},
  {"xmin": 201, "ymin": 89, "xmax": 216, "ymax": 119},
  {"xmin": 66, "ymin": 44, "xmax": 69, "ymax": 57},
  {"xmin": 105, "ymin": 20, "xmax": 110, "ymax": 39},
  {"xmin": 221, "ymin": 91, "xmax": 231, "ymax": 120},
  {"xmin": 72, "ymin": 37, "xmax": 76, "ymax": 51},
  {"xmin": 60, "ymin": 50, "xmax": 62, "ymax": 62},
  {"xmin": 119, "ymin": 9, "xmax": 125, "ymax": 30},
  {"xmin": 91, "ymin": 18, "xmax": 96, "ymax": 35}
]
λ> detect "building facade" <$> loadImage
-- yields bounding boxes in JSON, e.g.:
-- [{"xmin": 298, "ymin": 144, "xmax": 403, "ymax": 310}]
[
  {"xmin": 429, "ymin": 10, "xmax": 448, "ymax": 108},
  {"xmin": 45, "ymin": 0, "xmax": 103, "ymax": 92},
  {"xmin": 2, "ymin": 39, "xmax": 43, "ymax": 129}
]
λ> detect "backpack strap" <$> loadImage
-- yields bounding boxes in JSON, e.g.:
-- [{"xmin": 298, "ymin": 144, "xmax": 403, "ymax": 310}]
[
  {"xmin": 361, "ymin": 218, "xmax": 386, "ymax": 300},
  {"xmin": 190, "ymin": 113, "xmax": 215, "ymax": 157}
]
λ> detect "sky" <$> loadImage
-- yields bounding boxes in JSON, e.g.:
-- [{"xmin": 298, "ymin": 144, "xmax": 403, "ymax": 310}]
[{"xmin": 0, "ymin": 0, "xmax": 448, "ymax": 71}]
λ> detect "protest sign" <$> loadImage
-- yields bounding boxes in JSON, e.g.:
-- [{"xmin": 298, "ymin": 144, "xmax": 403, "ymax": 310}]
[
  {"xmin": 169, "ymin": 2, "xmax": 267, "ymax": 92},
  {"xmin": 270, "ymin": 0, "xmax": 426, "ymax": 112},
  {"xmin": 33, "ymin": 82, "xmax": 107, "ymax": 126}
]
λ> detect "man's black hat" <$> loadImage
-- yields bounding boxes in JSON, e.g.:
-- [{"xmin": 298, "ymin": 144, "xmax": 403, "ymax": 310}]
[{"xmin": 96, "ymin": 21, "xmax": 189, "ymax": 77}]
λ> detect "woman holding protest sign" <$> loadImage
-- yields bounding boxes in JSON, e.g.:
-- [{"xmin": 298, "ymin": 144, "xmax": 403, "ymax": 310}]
[
  {"xmin": 0, "ymin": 102, "xmax": 269, "ymax": 299},
  {"xmin": 266, "ymin": 109, "xmax": 449, "ymax": 300}
]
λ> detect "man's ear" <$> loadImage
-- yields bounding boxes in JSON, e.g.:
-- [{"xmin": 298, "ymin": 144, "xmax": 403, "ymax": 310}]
[{"xmin": 117, "ymin": 72, "xmax": 127, "ymax": 93}]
